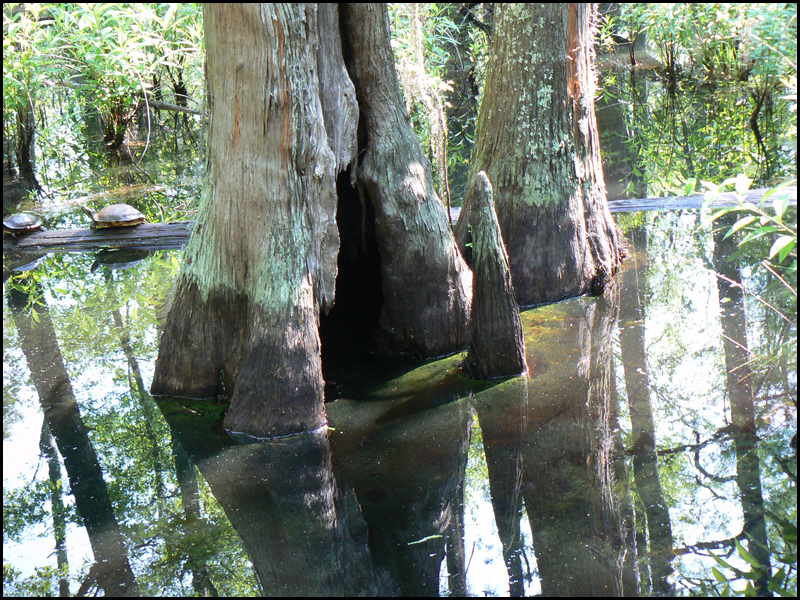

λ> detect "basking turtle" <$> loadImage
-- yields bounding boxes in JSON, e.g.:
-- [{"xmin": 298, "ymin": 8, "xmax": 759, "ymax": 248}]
[
  {"xmin": 3, "ymin": 212, "xmax": 43, "ymax": 238},
  {"xmin": 82, "ymin": 204, "xmax": 146, "ymax": 229}
]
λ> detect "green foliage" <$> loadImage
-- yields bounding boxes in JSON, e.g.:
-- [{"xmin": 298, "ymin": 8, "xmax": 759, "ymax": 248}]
[
  {"xmin": 702, "ymin": 175, "xmax": 797, "ymax": 300},
  {"xmin": 3, "ymin": 480, "xmax": 54, "ymax": 543},
  {"xmin": 708, "ymin": 534, "xmax": 797, "ymax": 597},
  {"xmin": 3, "ymin": 564, "xmax": 64, "ymax": 597},
  {"xmin": 3, "ymin": 4, "xmax": 48, "ymax": 120},
  {"xmin": 388, "ymin": 3, "xmax": 489, "ymax": 204},
  {"xmin": 3, "ymin": 3, "xmax": 203, "ymax": 163},
  {"xmin": 612, "ymin": 4, "xmax": 796, "ymax": 81},
  {"xmin": 599, "ymin": 4, "xmax": 796, "ymax": 191},
  {"xmin": 615, "ymin": 210, "xmax": 648, "ymax": 234}
]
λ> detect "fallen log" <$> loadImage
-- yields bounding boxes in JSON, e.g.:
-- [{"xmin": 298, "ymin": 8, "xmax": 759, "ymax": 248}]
[
  {"xmin": 147, "ymin": 99, "xmax": 205, "ymax": 116},
  {"xmin": 3, "ymin": 221, "xmax": 194, "ymax": 253},
  {"xmin": 464, "ymin": 171, "xmax": 527, "ymax": 379},
  {"xmin": 5, "ymin": 185, "xmax": 795, "ymax": 254},
  {"xmin": 606, "ymin": 185, "xmax": 796, "ymax": 213},
  {"xmin": 448, "ymin": 185, "xmax": 797, "ymax": 221}
]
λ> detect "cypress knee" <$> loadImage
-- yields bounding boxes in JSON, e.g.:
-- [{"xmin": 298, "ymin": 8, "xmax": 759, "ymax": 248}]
[{"xmin": 465, "ymin": 172, "xmax": 527, "ymax": 378}]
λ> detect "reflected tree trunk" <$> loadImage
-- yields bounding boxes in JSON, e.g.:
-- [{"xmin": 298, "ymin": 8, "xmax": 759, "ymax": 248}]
[
  {"xmin": 713, "ymin": 215, "xmax": 772, "ymax": 595},
  {"xmin": 104, "ymin": 276, "xmax": 221, "ymax": 594},
  {"xmin": 520, "ymin": 294, "xmax": 638, "ymax": 596},
  {"xmin": 215, "ymin": 437, "xmax": 381, "ymax": 595},
  {"xmin": 328, "ymin": 386, "xmax": 473, "ymax": 596},
  {"xmin": 159, "ymin": 409, "xmax": 386, "ymax": 596},
  {"xmin": 618, "ymin": 225, "xmax": 674, "ymax": 595},
  {"xmin": 445, "ymin": 458, "xmax": 469, "ymax": 598},
  {"xmin": 111, "ymin": 303, "xmax": 166, "ymax": 509},
  {"xmin": 40, "ymin": 421, "xmax": 70, "ymax": 597},
  {"xmin": 7, "ymin": 283, "xmax": 139, "ymax": 597},
  {"xmin": 473, "ymin": 377, "xmax": 529, "ymax": 596},
  {"xmin": 443, "ymin": 404, "xmax": 473, "ymax": 598},
  {"xmin": 170, "ymin": 437, "xmax": 220, "ymax": 597}
]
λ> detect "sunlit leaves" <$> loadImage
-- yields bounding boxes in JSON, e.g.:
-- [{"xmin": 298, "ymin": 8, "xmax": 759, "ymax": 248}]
[
  {"xmin": 706, "ymin": 536, "xmax": 798, "ymax": 597},
  {"xmin": 4, "ymin": 2, "xmax": 204, "ymax": 161},
  {"xmin": 702, "ymin": 179, "xmax": 797, "ymax": 274},
  {"xmin": 769, "ymin": 235, "xmax": 796, "ymax": 264}
]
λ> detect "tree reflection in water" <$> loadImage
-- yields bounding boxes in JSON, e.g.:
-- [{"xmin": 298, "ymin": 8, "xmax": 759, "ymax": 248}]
[{"xmin": 3, "ymin": 212, "xmax": 796, "ymax": 595}]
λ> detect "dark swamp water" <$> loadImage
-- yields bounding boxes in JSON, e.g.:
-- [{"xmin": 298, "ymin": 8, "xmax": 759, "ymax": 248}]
[{"xmin": 4, "ymin": 74, "xmax": 797, "ymax": 596}]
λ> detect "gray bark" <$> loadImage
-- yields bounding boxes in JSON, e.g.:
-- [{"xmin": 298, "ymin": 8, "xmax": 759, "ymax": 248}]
[
  {"xmin": 344, "ymin": 3, "xmax": 472, "ymax": 357},
  {"xmin": 152, "ymin": 3, "xmax": 473, "ymax": 437},
  {"xmin": 465, "ymin": 171, "xmax": 527, "ymax": 378},
  {"xmin": 455, "ymin": 4, "xmax": 624, "ymax": 306},
  {"xmin": 151, "ymin": 4, "xmax": 357, "ymax": 437}
]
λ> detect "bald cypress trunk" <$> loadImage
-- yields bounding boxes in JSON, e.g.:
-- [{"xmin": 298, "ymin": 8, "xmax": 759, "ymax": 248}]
[
  {"xmin": 455, "ymin": 4, "xmax": 624, "ymax": 306},
  {"xmin": 344, "ymin": 4, "xmax": 472, "ymax": 357},
  {"xmin": 151, "ymin": 4, "xmax": 356, "ymax": 437},
  {"xmin": 151, "ymin": 3, "xmax": 471, "ymax": 437}
]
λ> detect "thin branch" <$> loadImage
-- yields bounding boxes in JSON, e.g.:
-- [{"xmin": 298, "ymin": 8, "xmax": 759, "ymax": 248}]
[
  {"xmin": 709, "ymin": 269, "xmax": 795, "ymax": 326},
  {"xmin": 760, "ymin": 260, "xmax": 797, "ymax": 298}
]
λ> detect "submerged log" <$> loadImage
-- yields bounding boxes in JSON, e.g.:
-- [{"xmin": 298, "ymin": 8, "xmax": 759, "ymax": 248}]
[
  {"xmin": 9, "ymin": 184, "xmax": 794, "ymax": 255},
  {"xmin": 465, "ymin": 172, "xmax": 527, "ymax": 378}
]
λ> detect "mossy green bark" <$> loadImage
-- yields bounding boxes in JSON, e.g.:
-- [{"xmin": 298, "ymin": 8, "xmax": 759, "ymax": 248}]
[
  {"xmin": 464, "ymin": 172, "xmax": 527, "ymax": 378},
  {"xmin": 454, "ymin": 4, "xmax": 624, "ymax": 306},
  {"xmin": 153, "ymin": 3, "xmax": 473, "ymax": 437},
  {"xmin": 152, "ymin": 4, "xmax": 357, "ymax": 437}
]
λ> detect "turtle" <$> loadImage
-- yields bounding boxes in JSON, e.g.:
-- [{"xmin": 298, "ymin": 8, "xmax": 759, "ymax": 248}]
[
  {"xmin": 82, "ymin": 204, "xmax": 146, "ymax": 229},
  {"xmin": 3, "ymin": 212, "xmax": 43, "ymax": 238}
]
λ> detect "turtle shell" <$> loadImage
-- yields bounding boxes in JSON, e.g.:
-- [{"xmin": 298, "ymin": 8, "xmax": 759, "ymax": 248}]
[
  {"xmin": 83, "ymin": 204, "xmax": 146, "ymax": 228},
  {"xmin": 3, "ymin": 212, "xmax": 42, "ymax": 234}
]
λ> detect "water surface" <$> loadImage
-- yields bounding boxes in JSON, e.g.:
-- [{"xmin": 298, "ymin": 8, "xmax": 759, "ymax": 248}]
[{"xmin": 4, "ymin": 209, "xmax": 796, "ymax": 596}]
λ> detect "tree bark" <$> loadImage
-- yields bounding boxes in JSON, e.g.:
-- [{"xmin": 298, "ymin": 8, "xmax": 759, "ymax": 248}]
[
  {"xmin": 455, "ymin": 4, "xmax": 624, "ymax": 306},
  {"xmin": 344, "ymin": 3, "xmax": 472, "ymax": 357},
  {"xmin": 151, "ymin": 4, "xmax": 357, "ymax": 437},
  {"xmin": 465, "ymin": 171, "xmax": 527, "ymax": 378},
  {"xmin": 152, "ymin": 3, "xmax": 472, "ymax": 437}
]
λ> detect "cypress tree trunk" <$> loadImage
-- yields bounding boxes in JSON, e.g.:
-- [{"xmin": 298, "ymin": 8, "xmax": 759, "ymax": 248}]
[
  {"xmin": 455, "ymin": 4, "xmax": 624, "ymax": 306},
  {"xmin": 152, "ymin": 4, "xmax": 472, "ymax": 437},
  {"xmin": 344, "ymin": 4, "xmax": 472, "ymax": 357},
  {"xmin": 151, "ymin": 4, "xmax": 358, "ymax": 437}
]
